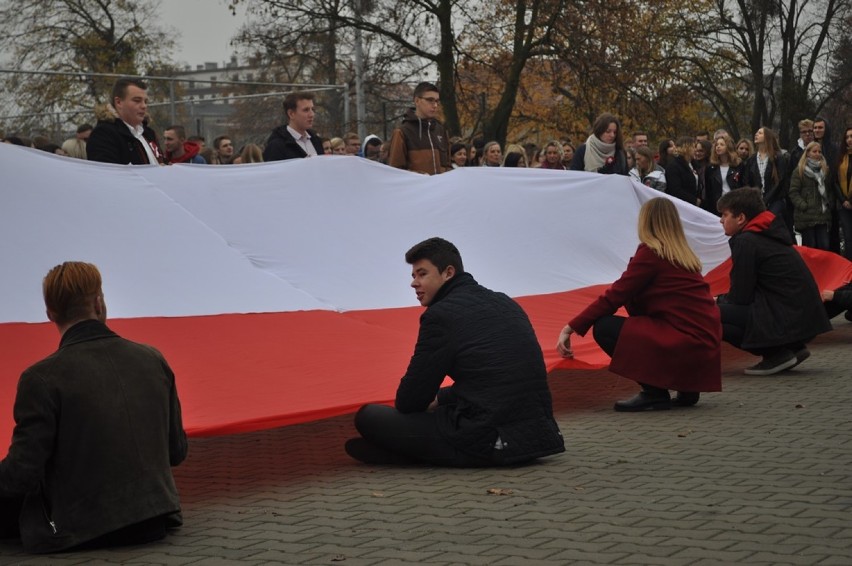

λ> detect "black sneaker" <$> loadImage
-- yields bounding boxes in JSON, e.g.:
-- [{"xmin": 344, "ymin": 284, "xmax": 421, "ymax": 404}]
[
  {"xmin": 845, "ymin": 310, "xmax": 852, "ymax": 322},
  {"xmin": 790, "ymin": 347, "xmax": 811, "ymax": 369},
  {"xmin": 744, "ymin": 350, "xmax": 797, "ymax": 376}
]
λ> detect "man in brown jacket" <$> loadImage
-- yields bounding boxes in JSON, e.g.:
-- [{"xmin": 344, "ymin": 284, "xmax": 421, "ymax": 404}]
[
  {"xmin": 387, "ymin": 82, "xmax": 451, "ymax": 175},
  {"xmin": 0, "ymin": 262, "xmax": 187, "ymax": 553}
]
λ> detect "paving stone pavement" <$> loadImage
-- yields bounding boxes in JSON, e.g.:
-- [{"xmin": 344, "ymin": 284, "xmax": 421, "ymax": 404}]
[{"xmin": 1, "ymin": 318, "xmax": 851, "ymax": 565}]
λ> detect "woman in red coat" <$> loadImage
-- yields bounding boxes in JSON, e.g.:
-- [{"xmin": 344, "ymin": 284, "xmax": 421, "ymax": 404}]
[{"xmin": 556, "ymin": 197, "xmax": 722, "ymax": 411}]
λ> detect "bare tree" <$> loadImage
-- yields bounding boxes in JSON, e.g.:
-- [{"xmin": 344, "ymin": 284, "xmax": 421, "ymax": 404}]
[
  {"xmin": 230, "ymin": 0, "xmax": 566, "ymax": 144},
  {"xmin": 0, "ymin": 0, "xmax": 175, "ymax": 132},
  {"xmin": 681, "ymin": 0, "xmax": 851, "ymax": 145},
  {"xmin": 231, "ymin": 0, "xmax": 429, "ymax": 137},
  {"xmin": 231, "ymin": 0, "xmax": 464, "ymax": 134},
  {"xmin": 821, "ymin": 12, "xmax": 852, "ymax": 128},
  {"xmin": 459, "ymin": 0, "xmax": 565, "ymax": 144}
]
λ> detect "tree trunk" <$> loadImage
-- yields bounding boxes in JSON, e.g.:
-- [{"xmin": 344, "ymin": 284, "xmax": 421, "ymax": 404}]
[{"xmin": 435, "ymin": 0, "xmax": 459, "ymax": 136}]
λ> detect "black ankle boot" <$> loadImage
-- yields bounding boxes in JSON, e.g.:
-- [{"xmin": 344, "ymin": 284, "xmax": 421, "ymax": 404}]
[
  {"xmin": 614, "ymin": 390, "xmax": 671, "ymax": 412},
  {"xmin": 672, "ymin": 392, "xmax": 700, "ymax": 407}
]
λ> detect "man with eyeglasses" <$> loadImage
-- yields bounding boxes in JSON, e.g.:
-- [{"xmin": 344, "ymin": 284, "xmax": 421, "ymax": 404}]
[
  {"xmin": 788, "ymin": 119, "xmax": 815, "ymax": 173},
  {"xmin": 388, "ymin": 82, "xmax": 451, "ymax": 175}
]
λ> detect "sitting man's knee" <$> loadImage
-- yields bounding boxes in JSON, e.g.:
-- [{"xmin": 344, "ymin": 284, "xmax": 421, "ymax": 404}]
[{"xmin": 354, "ymin": 403, "xmax": 390, "ymax": 435}]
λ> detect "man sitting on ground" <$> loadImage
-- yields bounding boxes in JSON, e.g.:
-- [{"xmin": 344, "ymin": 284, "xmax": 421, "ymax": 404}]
[
  {"xmin": 716, "ymin": 188, "xmax": 831, "ymax": 375},
  {"xmin": 345, "ymin": 237, "xmax": 564, "ymax": 467},
  {"xmin": 0, "ymin": 262, "xmax": 188, "ymax": 553}
]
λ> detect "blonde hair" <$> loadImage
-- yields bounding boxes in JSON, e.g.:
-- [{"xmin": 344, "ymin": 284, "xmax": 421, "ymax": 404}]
[
  {"xmin": 709, "ymin": 135, "xmax": 741, "ymax": 167},
  {"xmin": 674, "ymin": 136, "xmax": 695, "ymax": 160},
  {"xmin": 797, "ymin": 141, "xmax": 828, "ymax": 178},
  {"xmin": 545, "ymin": 140, "xmax": 563, "ymax": 158},
  {"xmin": 637, "ymin": 198, "xmax": 702, "ymax": 273},
  {"xmin": 502, "ymin": 143, "xmax": 526, "ymax": 166},
  {"xmin": 43, "ymin": 261, "xmax": 102, "ymax": 324},
  {"xmin": 736, "ymin": 138, "xmax": 754, "ymax": 159},
  {"xmin": 240, "ymin": 143, "xmax": 264, "ymax": 163},
  {"xmin": 481, "ymin": 141, "xmax": 502, "ymax": 166}
]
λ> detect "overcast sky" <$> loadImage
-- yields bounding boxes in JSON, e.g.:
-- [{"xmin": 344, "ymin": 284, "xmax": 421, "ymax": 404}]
[{"xmin": 160, "ymin": 0, "xmax": 248, "ymax": 68}]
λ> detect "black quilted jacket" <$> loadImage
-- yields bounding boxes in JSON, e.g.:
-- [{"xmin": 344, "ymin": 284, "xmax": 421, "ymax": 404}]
[{"xmin": 395, "ymin": 272, "xmax": 564, "ymax": 463}]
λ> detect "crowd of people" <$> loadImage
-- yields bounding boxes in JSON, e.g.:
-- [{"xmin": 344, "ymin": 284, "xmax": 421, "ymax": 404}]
[
  {"xmin": 2, "ymin": 76, "xmax": 851, "ymax": 554},
  {"xmin": 4, "ymin": 80, "xmax": 850, "ymax": 261},
  {"xmin": 3, "ymin": 78, "xmax": 850, "ymax": 291}
]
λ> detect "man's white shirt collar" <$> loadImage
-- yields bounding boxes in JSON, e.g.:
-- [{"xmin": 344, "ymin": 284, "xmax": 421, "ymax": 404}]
[
  {"xmin": 287, "ymin": 125, "xmax": 316, "ymax": 156},
  {"xmin": 123, "ymin": 120, "xmax": 158, "ymax": 164}
]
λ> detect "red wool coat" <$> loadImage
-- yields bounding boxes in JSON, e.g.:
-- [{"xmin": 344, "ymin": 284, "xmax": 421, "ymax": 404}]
[{"xmin": 569, "ymin": 244, "xmax": 722, "ymax": 392}]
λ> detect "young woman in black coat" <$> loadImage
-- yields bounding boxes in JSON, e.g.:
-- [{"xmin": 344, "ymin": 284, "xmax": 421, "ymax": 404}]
[
  {"xmin": 834, "ymin": 126, "xmax": 852, "ymax": 259},
  {"xmin": 657, "ymin": 138, "xmax": 676, "ymax": 169},
  {"xmin": 736, "ymin": 138, "xmax": 754, "ymax": 163},
  {"xmin": 702, "ymin": 135, "xmax": 744, "ymax": 215},
  {"xmin": 665, "ymin": 136, "xmax": 700, "ymax": 206},
  {"xmin": 743, "ymin": 127, "xmax": 789, "ymax": 217}
]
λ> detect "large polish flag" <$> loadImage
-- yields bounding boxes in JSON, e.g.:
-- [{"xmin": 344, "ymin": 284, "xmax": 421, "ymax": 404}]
[{"xmin": 2, "ymin": 144, "xmax": 850, "ymax": 457}]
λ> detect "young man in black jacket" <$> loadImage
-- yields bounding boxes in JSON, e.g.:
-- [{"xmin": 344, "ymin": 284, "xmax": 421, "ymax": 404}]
[
  {"xmin": 346, "ymin": 238, "xmax": 564, "ymax": 467},
  {"xmin": 262, "ymin": 92, "xmax": 325, "ymax": 162},
  {"xmin": 716, "ymin": 188, "xmax": 832, "ymax": 375},
  {"xmin": 87, "ymin": 78, "xmax": 162, "ymax": 165}
]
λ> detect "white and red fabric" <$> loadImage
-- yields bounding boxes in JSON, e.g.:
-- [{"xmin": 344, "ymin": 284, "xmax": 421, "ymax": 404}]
[{"xmin": 2, "ymin": 145, "xmax": 850, "ymax": 457}]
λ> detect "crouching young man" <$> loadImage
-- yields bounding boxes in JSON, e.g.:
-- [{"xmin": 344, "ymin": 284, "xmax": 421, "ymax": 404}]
[
  {"xmin": 0, "ymin": 262, "xmax": 187, "ymax": 553},
  {"xmin": 716, "ymin": 188, "xmax": 831, "ymax": 375},
  {"xmin": 345, "ymin": 237, "xmax": 564, "ymax": 466},
  {"xmin": 821, "ymin": 283, "xmax": 852, "ymax": 322}
]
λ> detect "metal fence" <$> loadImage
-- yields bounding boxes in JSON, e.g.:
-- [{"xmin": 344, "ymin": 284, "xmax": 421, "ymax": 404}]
[{"xmin": 0, "ymin": 69, "xmax": 358, "ymax": 147}]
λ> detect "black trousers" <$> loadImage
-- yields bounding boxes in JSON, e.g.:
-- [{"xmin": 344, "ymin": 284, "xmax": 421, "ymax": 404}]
[
  {"xmin": 0, "ymin": 496, "xmax": 166, "ymax": 549},
  {"xmin": 590, "ymin": 315, "xmax": 669, "ymax": 394},
  {"xmin": 591, "ymin": 315, "xmax": 625, "ymax": 357},
  {"xmin": 718, "ymin": 303, "xmax": 806, "ymax": 355},
  {"xmin": 824, "ymin": 300, "xmax": 848, "ymax": 319},
  {"xmin": 800, "ymin": 225, "xmax": 830, "ymax": 250},
  {"xmin": 0, "ymin": 497, "xmax": 22, "ymax": 539},
  {"xmin": 354, "ymin": 404, "xmax": 494, "ymax": 468}
]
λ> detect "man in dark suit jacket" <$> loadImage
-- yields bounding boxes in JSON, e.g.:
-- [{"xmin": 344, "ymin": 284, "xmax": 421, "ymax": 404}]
[
  {"xmin": 0, "ymin": 262, "xmax": 187, "ymax": 553},
  {"xmin": 262, "ymin": 92, "xmax": 325, "ymax": 162}
]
